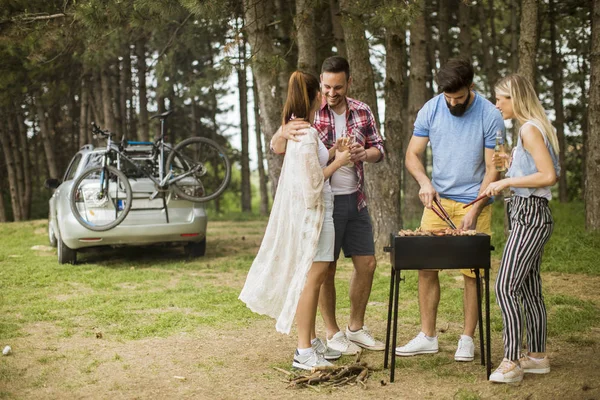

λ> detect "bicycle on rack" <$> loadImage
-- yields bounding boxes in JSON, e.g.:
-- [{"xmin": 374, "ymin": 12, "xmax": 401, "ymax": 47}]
[{"xmin": 69, "ymin": 110, "xmax": 231, "ymax": 232}]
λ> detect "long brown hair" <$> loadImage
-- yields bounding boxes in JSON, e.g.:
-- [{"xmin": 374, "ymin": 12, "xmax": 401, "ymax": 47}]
[{"xmin": 281, "ymin": 71, "xmax": 320, "ymax": 125}]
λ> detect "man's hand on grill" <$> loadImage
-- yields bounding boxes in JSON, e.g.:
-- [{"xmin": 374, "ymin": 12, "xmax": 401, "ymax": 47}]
[{"xmin": 459, "ymin": 208, "xmax": 478, "ymax": 230}]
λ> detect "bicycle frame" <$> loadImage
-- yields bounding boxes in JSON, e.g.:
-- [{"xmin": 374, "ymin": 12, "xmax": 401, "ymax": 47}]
[{"xmin": 93, "ymin": 128, "xmax": 203, "ymax": 199}]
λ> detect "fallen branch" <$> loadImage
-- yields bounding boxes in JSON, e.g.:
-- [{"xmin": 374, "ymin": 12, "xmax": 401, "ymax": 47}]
[{"xmin": 285, "ymin": 362, "xmax": 372, "ymax": 390}]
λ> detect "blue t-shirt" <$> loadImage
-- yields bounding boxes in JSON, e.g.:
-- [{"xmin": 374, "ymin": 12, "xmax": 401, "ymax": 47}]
[{"xmin": 413, "ymin": 92, "xmax": 505, "ymax": 204}]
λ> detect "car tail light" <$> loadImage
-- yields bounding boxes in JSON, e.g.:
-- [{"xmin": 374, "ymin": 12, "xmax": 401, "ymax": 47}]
[{"xmin": 180, "ymin": 233, "xmax": 199, "ymax": 237}]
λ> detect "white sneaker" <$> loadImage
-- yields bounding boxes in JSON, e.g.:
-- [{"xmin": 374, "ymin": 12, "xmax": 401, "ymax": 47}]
[
  {"xmin": 454, "ymin": 336, "xmax": 475, "ymax": 362},
  {"xmin": 346, "ymin": 326, "xmax": 385, "ymax": 351},
  {"xmin": 312, "ymin": 338, "xmax": 342, "ymax": 360},
  {"xmin": 489, "ymin": 358, "xmax": 523, "ymax": 383},
  {"xmin": 292, "ymin": 349, "xmax": 334, "ymax": 371},
  {"xmin": 395, "ymin": 332, "xmax": 438, "ymax": 356},
  {"xmin": 326, "ymin": 331, "xmax": 361, "ymax": 355}
]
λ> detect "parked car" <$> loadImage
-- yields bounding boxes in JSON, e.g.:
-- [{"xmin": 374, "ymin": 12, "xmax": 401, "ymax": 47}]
[{"xmin": 45, "ymin": 144, "xmax": 208, "ymax": 264}]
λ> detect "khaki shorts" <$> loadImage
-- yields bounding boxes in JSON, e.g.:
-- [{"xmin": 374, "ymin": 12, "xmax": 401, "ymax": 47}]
[{"xmin": 420, "ymin": 197, "xmax": 492, "ymax": 278}]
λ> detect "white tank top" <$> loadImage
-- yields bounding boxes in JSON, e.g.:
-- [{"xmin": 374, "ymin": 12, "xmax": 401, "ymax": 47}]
[{"xmin": 330, "ymin": 110, "xmax": 358, "ymax": 195}]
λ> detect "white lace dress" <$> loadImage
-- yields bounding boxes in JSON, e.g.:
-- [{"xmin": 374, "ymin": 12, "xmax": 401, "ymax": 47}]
[{"xmin": 239, "ymin": 127, "xmax": 325, "ymax": 334}]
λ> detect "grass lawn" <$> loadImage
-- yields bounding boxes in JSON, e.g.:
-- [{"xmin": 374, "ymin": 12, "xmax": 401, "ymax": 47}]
[{"xmin": 0, "ymin": 201, "xmax": 599, "ymax": 399}]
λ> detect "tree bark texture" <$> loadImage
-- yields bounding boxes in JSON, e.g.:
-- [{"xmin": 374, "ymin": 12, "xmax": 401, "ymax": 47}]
[
  {"xmin": 329, "ymin": 0, "xmax": 347, "ymax": 58},
  {"xmin": 339, "ymin": 0, "xmax": 391, "ymax": 251},
  {"xmin": 244, "ymin": 0, "xmax": 284, "ymax": 195},
  {"xmin": 517, "ymin": 0, "xmax": 538, "ymax": 83},
  {"xmin": 510, "ymin": 0, "xmax": 519, "ymax": 73},
  {"xmin": 0, "ymin": 118, "xmax": 23, "ymax": 221},
  {"xmin": 253, "ymin": 75, "xmax": 269, "ymax": 216},
  {"xmin": 295, "ymin": 0, "xmax": 318, "ymax": 75},
  {"xmin": 35, "ymin": 99, "xmax": 59, "ymax": 179},
  {"xmin": 79, "ymin": 69, "xmax": 91, "ymax": 147},
  {"xmin": 549, "ymin": 0, "xmax": 567, "ymax": 203},
  {"xmin": 15, "ymin": 107, "xmax": 32, "ymax": 219},
  {"xmin": 458, "ymin": 0, "xmax": 472, "ymax": 59},
  {"xmin": 438, "ymin": 0, "xmax": 450, "ymax": 65},
  {"xmin": 585, "ymin": 0, "xmax": 600, "ymax": 231},
  {"xmin": 477, "ymin": 0, "xmax": 498, "ymax": 98},
  {"xmin": 404, "ymin": 10, "xmax": 429, "ymax": 225},
  {"xmin": 136, "ymin": 38, "xmax": 150, "ymax": 142},
  {"xmin": 101, "ymin": 65, "xmax": 116, "ymax": 134},
  {"xmin": 238, "ymin": 34, "xmax": 252, "ymax": 212},
  {"xmin": 378, "ymin": 3, "xmax": 406, "ymax": 246}
]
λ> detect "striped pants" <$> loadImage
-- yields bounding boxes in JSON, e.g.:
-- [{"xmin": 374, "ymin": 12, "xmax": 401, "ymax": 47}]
[{"xmin": 495, "ymin": 196, "xmax": 554, "ymax": 361}]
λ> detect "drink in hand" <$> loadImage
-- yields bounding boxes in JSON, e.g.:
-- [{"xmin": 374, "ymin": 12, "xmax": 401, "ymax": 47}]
[{"xmin": 494, "ymin": 130, "xmax": 507, "ymax": 172}]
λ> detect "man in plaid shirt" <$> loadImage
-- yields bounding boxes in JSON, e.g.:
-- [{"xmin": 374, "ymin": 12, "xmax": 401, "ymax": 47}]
[{"xmin": 271, "ymin": 56, "xmax": 385, "ymax": 356}]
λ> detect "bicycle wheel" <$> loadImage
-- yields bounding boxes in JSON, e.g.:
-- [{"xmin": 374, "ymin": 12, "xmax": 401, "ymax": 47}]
[
  {"xmin": 69, "ymin": 165, "xmax": 133, "ymax": 231},
  {"xmin": 166, "ymin": 137, "xmax": 231, "ymax": 202}
]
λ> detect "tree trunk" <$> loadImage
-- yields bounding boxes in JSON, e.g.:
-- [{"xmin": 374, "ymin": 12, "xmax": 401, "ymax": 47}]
[
  {"xmin": 438, "ymin": 0, "xmax": 450, "ymax": 65},
  {"xmin": 339, "ymin": 0, "xmax": 389, "ymax": 250},
  {"xmin": 549, "ymin": 0, "xmax": 567, "ymax": 203},
  {"xmin": 380, "ymin": 0, "xmax": 406, "ymax": 240},
  {"xmin": 15, "ymin": 106, "xmax": 32, "ymax": 219},
  {"xmin": 244, "ymin": 0, "xmax": 284, "ymax": 195},
  {"xmin": 295, "ymin": 0, "xmax": 318, "ymax": 75},
  {"xmin": 119, "ymin": 46, "xmax": 129, "ymax": 139},
  {"xmin": 79, "ymin": 68, "xmax": 91, "ymax": 147},
  {"xmin": 35, "ymin": 99, "xmax": 59, "ymax": 179},
  {"xmin": 0, "ymin": 117, "xmax": 22, "ymax": 221},
  {"xmin": 404, "ymin": 9, "xmax": 429, "ymax": 225},
  {"xmin": 518, "ymin": 0, "xmax": 539, "ymax": 82},
  {"xmin": 510, "ymin": 0, "xmax": 519, "ymax": 73},
  {"xmin": 101, "ymin": 64, "xmax": 116, "ymax": 134},
  {"xmin": 275, "ymin": 0, "xmax": 295, "ymax": 106},
  {"xmin": 125, "ymin": 44, "xmax": 137, "ymax": 142},
  {"xmin": 238, "ymin": 31, "xmax": 252, "ymax": 212},
  {"xmin": 458, "ymin": 0, "xmax": 472, "ymax": 59},
  {"xmin": 585, "ymin": 0, "xmax": 600, "ymax": 231},
  {"xmin": 329, "ymin": 0, "xmax": 347, "ymax": 58},
  {"xmin": 6, "ymin": 114, "xmax": 24, "ymax": 219},
  {"xmin": 90, "ymin": 69, "xmax": 105, "ymax": 127},
  {"xmin": 136, "ymin": 38, "xmax": 150, "ymax": 142},
  {"xmin": 478, "ymin": 0, "xmax": 499, "ymax": 97},
  {"xmin": 253, "ymin": 75, "xmax": 269, "ymax": 216}
]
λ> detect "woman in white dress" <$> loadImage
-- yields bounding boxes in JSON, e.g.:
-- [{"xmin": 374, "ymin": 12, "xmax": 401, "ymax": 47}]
[{"xmin": 239, "ymin": 71, "xmax": 350, "ymax": 370}]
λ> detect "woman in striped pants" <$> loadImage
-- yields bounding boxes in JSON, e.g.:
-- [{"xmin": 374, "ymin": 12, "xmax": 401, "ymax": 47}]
[{"xmin": 482, "ymin": 74, "xmax": 560, "ymax": 384}]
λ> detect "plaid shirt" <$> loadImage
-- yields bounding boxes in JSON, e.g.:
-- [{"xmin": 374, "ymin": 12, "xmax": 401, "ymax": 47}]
[{"xmin": 314, "ymin": 97, "xmax": 385, "ymax": 210}]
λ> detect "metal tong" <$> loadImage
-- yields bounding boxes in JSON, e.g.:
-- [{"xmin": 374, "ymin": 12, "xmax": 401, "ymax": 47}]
[
  {"xmin": 462, "ymin": 193, "xmax": 488, "ymax": 209},
  {"xmin": 431, "ymin": 198, "xmax": 457, "ymax": 229}
]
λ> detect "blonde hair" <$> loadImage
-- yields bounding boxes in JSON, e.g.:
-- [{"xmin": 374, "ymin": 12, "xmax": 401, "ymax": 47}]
[
  {"xmin": 281, "ymin": 71, "xmax": 320, "ymax": 126},
  {"xmin": 495, "ymin": 74, "xmax": 559, "ymax": 155}
]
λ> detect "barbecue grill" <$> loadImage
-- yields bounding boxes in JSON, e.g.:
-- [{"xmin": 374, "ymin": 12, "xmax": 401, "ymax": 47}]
[{"xmin": 383, "ymin": 233, "xmax": 493, "ymax": 382}]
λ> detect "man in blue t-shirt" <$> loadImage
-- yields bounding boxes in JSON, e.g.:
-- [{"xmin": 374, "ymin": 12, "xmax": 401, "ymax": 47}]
[{"xmin": 397, "ymin": 58, "xmax": 504, "ymax": 362}]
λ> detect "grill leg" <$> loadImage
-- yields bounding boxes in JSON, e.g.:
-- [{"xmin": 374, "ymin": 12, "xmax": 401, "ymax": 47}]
[
  {"xmin": 475, "ymin": 268, "xmax": 485, "ymax": 366},
  {"xmin": 485, "ymin": 267, "xmax": 492, "ymax": 379},
  {"xmin": 384, "ymin": 262, "xmax": 395, "ymax": 369},
  {"xmin": 390, "ymin": 267, "xmax": 401, "ymax": 383}
]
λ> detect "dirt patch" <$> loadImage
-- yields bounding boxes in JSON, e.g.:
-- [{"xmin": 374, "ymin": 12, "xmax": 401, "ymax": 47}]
[{"xmin": 2, "ymin": 291, "xmax": 599, "ymax": 400}]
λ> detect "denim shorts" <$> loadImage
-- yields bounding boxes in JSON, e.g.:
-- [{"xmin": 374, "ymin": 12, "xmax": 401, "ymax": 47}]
[
  {"xmin": 314, "ymin": 192, "xmax": 335, "ymax": 262},
  {"xmin": 333, "ymin": 192, "xmax": 375, "ymax": 260}
]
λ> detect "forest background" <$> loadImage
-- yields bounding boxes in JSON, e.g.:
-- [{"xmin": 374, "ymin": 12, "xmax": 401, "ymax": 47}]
[{"xmin": 1, "ymin": 0, "xmax": 599, "ymax": 247}]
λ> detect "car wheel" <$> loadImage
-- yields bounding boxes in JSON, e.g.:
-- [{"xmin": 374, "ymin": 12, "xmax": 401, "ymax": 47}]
[
  {"xmin": 57, "ymin": 236, "xmax": 77, "ymax": 265},
  {"xmin": 48, "ymin": 223, "xmax": 57, "ymax": 248},
  {"xmin": 184, "ymin": 239, "xmax": 206, "ymax": 257}
]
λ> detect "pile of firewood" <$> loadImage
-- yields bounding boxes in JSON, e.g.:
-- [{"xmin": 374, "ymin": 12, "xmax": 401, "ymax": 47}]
[
  {"xmin": 274, "ymin": 360, "xmax": 373, "ymax": 391},
  {"xmin": 397, "ymin": 227, "xmax": 477, "ymax": 236}
]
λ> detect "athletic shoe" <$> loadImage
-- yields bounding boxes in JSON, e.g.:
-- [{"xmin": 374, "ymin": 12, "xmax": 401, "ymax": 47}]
[
  {"xmin": 346, "ymin": 326, "xmax": 385, "ymax": 351},
  {"xmin": 489, "ymin": 358, "xmax": 523, "ymax": 384},
  {"xmin": 454, "ymin": 337, "xmax": 475, "ymax": 362},
  {"xmin": 519, "ymin": 354, "xmax": 550, "ymax": 374},
  {"xmin": 313, "ymin": 338, "xmax": 342, "ymax": 360},
  {"xmin": 292, "ymin": 349, "xmax": 333, "ymax": 371},
  {"xmin": 326, "ymin": 331, "xmax": 361, "ymax": 355},
  {"xmin": 395, "ymin": 332, "xmax": 439, "ymax": 356}
]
